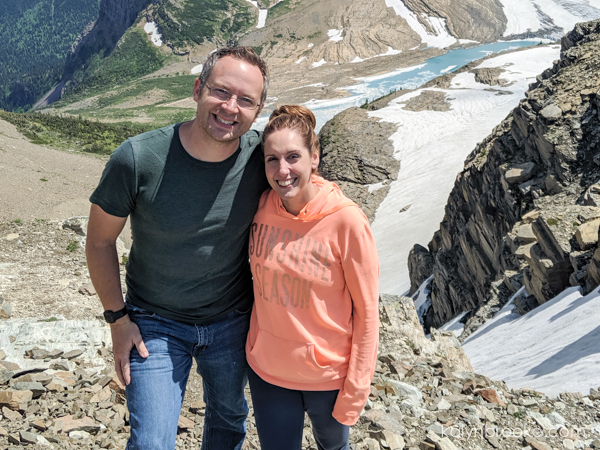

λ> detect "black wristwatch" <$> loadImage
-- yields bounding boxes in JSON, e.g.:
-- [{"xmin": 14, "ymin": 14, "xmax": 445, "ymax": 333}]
[{"xmin": 103, "ymin": 307, "xmax": 129, "ymax": 324}]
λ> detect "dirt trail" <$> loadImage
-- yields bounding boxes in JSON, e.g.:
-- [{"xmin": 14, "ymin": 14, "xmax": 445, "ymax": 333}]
[{"xmin": 0, "ymin": 118, "xmax": 106, "ymax": 222}]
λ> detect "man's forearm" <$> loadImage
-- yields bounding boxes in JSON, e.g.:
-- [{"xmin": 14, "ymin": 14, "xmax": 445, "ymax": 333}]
[{"xmin": 86, "ymin": 241, "xmax": 125, "ymax": 311}]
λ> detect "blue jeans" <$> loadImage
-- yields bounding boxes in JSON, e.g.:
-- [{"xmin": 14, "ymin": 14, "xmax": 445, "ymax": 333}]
[
  {"xmin": 125, "ymin": 303, "xmax": 251, "ymax": 450},
  {"xmin": 248, "ymin": 369, "xmax": 350, "ymax": 450}
]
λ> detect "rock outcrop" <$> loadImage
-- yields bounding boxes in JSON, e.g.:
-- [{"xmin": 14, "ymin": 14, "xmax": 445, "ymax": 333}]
[
  {"xmin": 319, "ymin": 107, "xmax": 400, "ymax": 221},
  {"xmin": 408, "ymin": 19, "xmax": 600, "ymax": 330},
  {"xmin": 402, "ymin": 0, "xmax": 506, "ymax": 43},
  {"xmin": 2, "ymin": 283, "xmax": 599, "ymax": 449}
]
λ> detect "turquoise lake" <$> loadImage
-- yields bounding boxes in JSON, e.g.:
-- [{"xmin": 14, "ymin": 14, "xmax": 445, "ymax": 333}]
[{"xmin": 260, "ymin": 40, "xmax": 548, "ymax": 131}]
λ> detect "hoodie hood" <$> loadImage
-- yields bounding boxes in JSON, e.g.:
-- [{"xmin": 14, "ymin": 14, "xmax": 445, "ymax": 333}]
[{"xmin": 264, "ymin": 175, "xmax": 357, "ymax": 221}]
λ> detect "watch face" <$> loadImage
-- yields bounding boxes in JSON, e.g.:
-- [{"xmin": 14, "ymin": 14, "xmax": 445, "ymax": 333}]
[
  {"xmin": 103, "ymin": 308, "xmax": 126, "ymax": 323},
  {"xmin": 103, "ymin": 310, "xmax": 116, "ymax": 323}
]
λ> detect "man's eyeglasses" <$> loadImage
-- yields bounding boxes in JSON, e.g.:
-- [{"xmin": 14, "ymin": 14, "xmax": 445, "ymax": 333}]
[{"xmin": 204, "ymin": 84, "xmax": 260, "ymax": 110}]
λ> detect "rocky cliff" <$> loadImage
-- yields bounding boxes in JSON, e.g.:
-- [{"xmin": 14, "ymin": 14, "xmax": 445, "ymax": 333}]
[
  {"xmin": 408, "ymin": 19, "xmax": 600, "ymax": 332},
  {"xmin": 319, "ymin": 107, "xmax": 400, "ymax": 222},
  {"xmin": 403, "ymin": 0, "xmax": 506, "ymax": 43}
]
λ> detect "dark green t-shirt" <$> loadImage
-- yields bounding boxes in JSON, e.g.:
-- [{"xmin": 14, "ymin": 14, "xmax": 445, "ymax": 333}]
[{"xmin": 90, "ymin": 124, "xmax": 269, "ymax": 324}]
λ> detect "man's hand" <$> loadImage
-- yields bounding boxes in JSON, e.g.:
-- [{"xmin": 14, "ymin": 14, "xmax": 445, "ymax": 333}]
[{"xmin": 110, "ymin": 316, "xmax": 149, "ymax": 385}]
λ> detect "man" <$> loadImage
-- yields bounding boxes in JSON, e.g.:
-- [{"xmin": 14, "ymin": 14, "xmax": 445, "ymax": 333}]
[{"xmin": 85, "ymin": 47, "xmax": 270, "ymax": 449}]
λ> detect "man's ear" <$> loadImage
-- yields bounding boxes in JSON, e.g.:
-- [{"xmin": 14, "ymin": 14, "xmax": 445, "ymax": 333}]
[{"xmin": 193, "ymin": 78, "xmax": 202, "ymax": 103}]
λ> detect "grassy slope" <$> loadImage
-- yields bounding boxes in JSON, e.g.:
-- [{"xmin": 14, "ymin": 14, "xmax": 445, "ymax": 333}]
[{"xmin": 0, "ymin": 110, "xmax": 152, "ymax": 155}]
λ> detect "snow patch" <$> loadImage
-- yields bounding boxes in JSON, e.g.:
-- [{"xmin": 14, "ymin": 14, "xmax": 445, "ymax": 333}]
[
  {"xmin": 144, "ymin": 21, "xmax": 163, "ymax": 47},
  {"xmin": 351, "ymin": 46, "xmax": 402, "ymax": 63},
  {"xmin": 190, "ymin": 64, "xmax": 203, "ymax": 75},
  {"xmin": 412, "ymin": 275, "xmax": 433, "ymax": 326},
  {"xmin": 498, "ymin": 0, "xmax": 600, "ymax": 37},
  {"xmin": 369, "ymin": 45, "xmax": 561, "ymax": 294},
  {"xmin": 308, "ymin": 43, "xmax": 314, "ymax": 48},
  {"xmin": 296, "ymin": 57, "xmax": 307, "ymax": 64},
  {"xmin": 462, "ymin": 284, "xmax": 600, "ymax": 396},
  {"xmin": 367, "ymin": 182, "xmax": 386, "ymax": 193},
  {"xmin": 384, "ymin": 0, "xmax": 457, "ymax": 48},
  {"xmin": 440, "ymin": 65, "xmax": 457, "ymax": 74},
  {"xmin": 243, "ymin": 0, "xmax": 268, "ymax": 28},
  {"xmin": 439, "ymin": 311, "xmax": 468, "ymax": 337},
  {"xmin": 328, "ymin": 28, "xmax": 344, "ymax": 42},
  {"xmin": 257, "ymin": 9, "xmax": 268, "ymax": 28},
  {"xmin": 312, "ymin": 59, "xmax": 327, "ymax": 68}
]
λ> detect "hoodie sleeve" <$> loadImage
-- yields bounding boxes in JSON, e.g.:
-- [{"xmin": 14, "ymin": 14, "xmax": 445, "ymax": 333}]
[{"xmin": 332, "ymin": 214, "xmax": 379, "ymax": 425}]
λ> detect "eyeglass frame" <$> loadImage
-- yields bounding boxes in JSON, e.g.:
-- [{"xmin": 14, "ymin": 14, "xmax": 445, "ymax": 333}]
[{"xmin": 202, "ymin": 83, "xmax": 261, "ymax": 110}]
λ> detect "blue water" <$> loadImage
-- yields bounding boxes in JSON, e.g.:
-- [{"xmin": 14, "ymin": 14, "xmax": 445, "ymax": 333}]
[{"xmin": 257, "ymin": 40, "xmax": 544, "ymax": 131}]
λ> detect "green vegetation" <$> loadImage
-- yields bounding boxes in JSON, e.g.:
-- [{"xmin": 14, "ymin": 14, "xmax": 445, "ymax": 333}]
[
  {"xmin": 268, "ymin": 0, "xmax": 295, "ymax": 21},
  {"xmin": 0, "ymin": 0, "xmax": 100, "ymax": 111},
  {"xmin": 66, "ymin": 240, "xmax": 79, "ymax": 252},
  {"xmin": 547, "ymin": 218, "xmax": 559, "ymax": 226},
  {"xmin": 13, "ymin": 218, "xmax": 22, "ymax": 225},
  {"xmin": 63, "ymin": 28, "xmax": 168, "ymax": 102},
  {"xmin": 39, "ymin": 316, "xmax": 58, "ymax": 322},
  {"xmin": 360, "ymin": 88, "xmax": 399, "ymax": 110},
  {"xmin": 155, "ymin": 0, "xmax": 254, "ymax": 49},
  {"xmin": 50, "ymin": 71, "xmax": 199, "ymax": 128},
  {"xmin": 0, "ymin": 110, "xmax": 151, "ymax": 155},
  {"xmin": 121, "ymin": 255, "xmax": 129, "ymax": 266}
]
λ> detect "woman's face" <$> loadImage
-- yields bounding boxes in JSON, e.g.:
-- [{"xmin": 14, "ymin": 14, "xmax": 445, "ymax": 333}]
[{"xmin": 264, "ymin": 128, "xmax": 319, "ymax": 215}]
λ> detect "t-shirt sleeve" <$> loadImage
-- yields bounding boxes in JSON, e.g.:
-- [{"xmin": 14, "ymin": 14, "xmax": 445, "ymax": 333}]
[{"xmin": 89, "ymin": 140, "xmax": 137, "ymax": 217}]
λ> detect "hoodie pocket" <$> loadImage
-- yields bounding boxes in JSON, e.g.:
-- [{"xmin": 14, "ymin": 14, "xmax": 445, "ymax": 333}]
[{"xmin": 249, "ymin": 329, "xmax": 334, "ymax": 383}]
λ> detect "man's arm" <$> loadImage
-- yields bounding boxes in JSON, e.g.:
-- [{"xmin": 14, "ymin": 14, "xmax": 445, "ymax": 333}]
[{"xmin": 86, "ymin": 203, "xmax": 149, "ymax": 385}]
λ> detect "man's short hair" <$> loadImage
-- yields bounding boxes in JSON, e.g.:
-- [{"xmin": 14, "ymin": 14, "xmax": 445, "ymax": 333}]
[{"xmin": 199, "ymin": 47, "xmax": 269, "ymax": 105}]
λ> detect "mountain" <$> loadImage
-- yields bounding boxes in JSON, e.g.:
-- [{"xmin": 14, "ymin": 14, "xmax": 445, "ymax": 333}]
[
  {"xmin": 406, "ymin": 20, "xmax": 600, "ymax": 335},
  {"xmin": 40, "ymin": 0, "xmax": 600, "ymax": 117},
  {"xmin": 0, "ymin": 0, "xmax": 100, "ymax": 111}
]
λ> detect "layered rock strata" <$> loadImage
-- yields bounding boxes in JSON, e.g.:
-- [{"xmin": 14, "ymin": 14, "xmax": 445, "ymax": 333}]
[{"xmin": 408, "ymin": 19, "xmax": 600, "ymax": 329}]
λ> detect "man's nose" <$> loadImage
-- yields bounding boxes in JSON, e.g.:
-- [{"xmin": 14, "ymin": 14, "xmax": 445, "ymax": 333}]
[{"xmin": 222, "ymin": 96, "xmax": 239, "ymax": 112}]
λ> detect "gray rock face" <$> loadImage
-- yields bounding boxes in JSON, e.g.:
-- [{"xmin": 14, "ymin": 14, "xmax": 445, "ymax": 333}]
[
  {"xmin": 402, "ymin": 0, "xmax": 507, "ymax": 43},
  {"xmin": 407, "ymin": 244, "xmax": 434, "ymax": 295},
  {"xmin": 319, "ymin": 107, "xmax": 400, "ymax": 221},
  {"xmin": 409, "ymin": 19, "xmax": 600, "ymax": 327},
  {"xmin": 471, "ymin": 67, "xmax": 506, "ymax": 86}
]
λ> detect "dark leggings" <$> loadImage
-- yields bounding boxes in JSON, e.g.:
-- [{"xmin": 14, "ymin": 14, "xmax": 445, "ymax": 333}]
[{"xmin": 248, "ymin": 369, "xmax": 350, "ymax": 450}]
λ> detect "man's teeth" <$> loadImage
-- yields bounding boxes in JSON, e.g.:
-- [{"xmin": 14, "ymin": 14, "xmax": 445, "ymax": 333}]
[
  {"xmin": 215, "ymin": 116, "xmax": 234, "ymax": 125},
  {"xmin": 278, "ymin": 179, "xmax": 294, "ymax": 187}
]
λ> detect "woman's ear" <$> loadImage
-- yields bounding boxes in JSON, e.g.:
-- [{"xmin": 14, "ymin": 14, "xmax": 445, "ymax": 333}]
[{"xmin": 311, "ymin": 151, "xmax": 319, "ymax": 172}]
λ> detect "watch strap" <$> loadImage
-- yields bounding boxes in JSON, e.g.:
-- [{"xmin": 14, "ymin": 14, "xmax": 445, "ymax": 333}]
[{"xmin": 103, "ymin": 307, "xmax": 128, "ymax": 324}]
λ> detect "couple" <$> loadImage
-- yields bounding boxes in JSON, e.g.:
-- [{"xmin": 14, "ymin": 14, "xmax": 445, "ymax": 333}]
[{"xmin": 86, "ymin": 47, "xmax": 379, "ymax": 450}]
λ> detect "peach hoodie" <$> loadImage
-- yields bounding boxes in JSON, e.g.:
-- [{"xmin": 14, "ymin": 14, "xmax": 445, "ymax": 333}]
[{"xmin": 246, "ymin": 176, "xmax": 379, "ymax": 426}]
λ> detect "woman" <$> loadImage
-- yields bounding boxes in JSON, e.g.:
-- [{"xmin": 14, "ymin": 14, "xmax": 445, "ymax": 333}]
[{"xmin": 246, "ymin": 105, "xmax": 379, "ymax": 449}]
